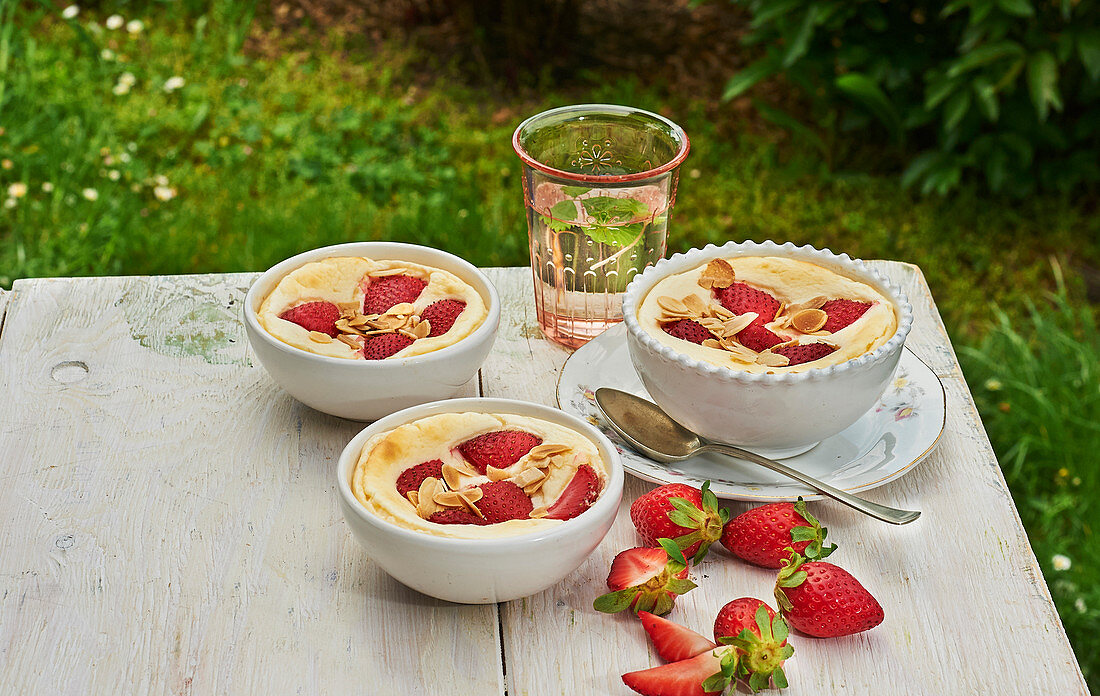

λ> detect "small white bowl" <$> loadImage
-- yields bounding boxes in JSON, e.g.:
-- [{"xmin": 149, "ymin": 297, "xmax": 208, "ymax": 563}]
[
  {"xmin": 621, "ymin": 240, "xmax": 914, "ymax": 458},
  {"xmin": 244, "ymin": 242, "xmax": 500, "ymax": 420},
  {"xmin": 336, "ymin": 397, "xmax": 624, "ymax": 604}
]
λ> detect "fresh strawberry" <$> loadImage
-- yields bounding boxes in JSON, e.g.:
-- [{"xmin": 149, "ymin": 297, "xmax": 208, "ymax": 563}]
[
  {"xmin": 663, "ymin": 319, "xmax": 711, "ymax": 345},
  {"xmin": 457, "ymin": 430, "xmax": 542, "ymax": 474},
  {"xmin": 820, "ymin": 299, "xmax": 871, "ymax": 332},
  {"xmin": 720, "ymin": 497, "xmax": 836, "ymax": 569},
  {"xmin": 715, "ymin": 282, "xmax": 780, "ymax": 325},
  {"xmin": 711, "ymin": 598, "xmax": 794, "ymax": 693},
  {"xmin": 545, "ymin": 464, "xmax": 601, "ymax": 520},
  {"xmin": 772, "ymin": 342, "xmax": 836, "ymax": 366},
  {"xmin": 361, "ymin": 332, "xmax": 413, "ymax": 360},
  {"xmin": 420, "ymin": 299, "xmax": 466, "ymax": 337},
  {"xmin": 622, "ymin": 650, "xmax": 724, "ymax": 696},
  {"xmin": 428, "ymin": 509, "xmax": 489, "ymax": 525},
  {"xmin": 395, "ymin": 459, "xmax": 444, "ymax": 497},
  {"xmin": 594, "ymin": 541, "xmax": 697, "ymax": 616},
  {"xmin": 638, "ymin": 611, "xmax": 717, "ymax": 663},
  {"xmin": 278, "ymin": 301, "xmax": 342, "ymax": 337},
  {"xmin": 630, "ymin": 482, "xmax": 728, "ymax": 563},
  {"xmin": 476, "ymin": 480, "xmax": 533, "ymax": 523},
  {"xmin": 362, "ymin": 274, "xmax": 427, "ymax": 315},
  {"xmin": 774, "ymin": 553, "xmax": 884, "ymax": 637},
  {"xmin": 736, "ymin": 323, "xmax": 784, "ymax": 352}
]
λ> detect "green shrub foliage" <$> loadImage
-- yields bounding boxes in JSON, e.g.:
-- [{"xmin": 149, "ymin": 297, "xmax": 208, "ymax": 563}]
[{"xmin": 724, "ymin": 0, "xmax": 1100, "ymax": 195}]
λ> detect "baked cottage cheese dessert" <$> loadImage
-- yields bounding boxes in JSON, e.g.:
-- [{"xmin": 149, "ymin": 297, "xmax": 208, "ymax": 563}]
[
  {"xmin": 351, "ymin": 412, "xmax": 607, "ymax": 539},
  {"xmin": 257, "ymin": 256, "xmax": 487, "ymax": 360},
  {"xmin": 637, "ymin": 256, "xmax": 898, "ymax": 373}
]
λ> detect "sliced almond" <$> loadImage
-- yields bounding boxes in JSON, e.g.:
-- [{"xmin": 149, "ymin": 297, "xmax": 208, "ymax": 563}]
[
  {"xmin": 720, "ymin": 313, "xmax": 757, "ymax": 338},
  {"xmin": 441, "ymin": 463, "xmax": 465, "ymax": 491},
  {"xmin": 486, "ymin": 465, "xmax": 511, "ymax": 482},
  {"xmin": 337, "ymin": 334, "xmax": 362, "ymax": 349},
  {"xmin": 528, "ymin": 443, "xmax": 571, "ymax": 460},
  {"xmin": 416, "ymin": 477, "xmax": 444, "ymax": 518},
  {"xmin": 788, "ymin": 295, "xmax": 828, "ymax": 313},
  {"xmin": 370, "ymin": 267, "xmax": 409, "ymax": 277},
  {"xmin": 406, "ymin": 490, "xmax": 419, "ymax": 506},
  {"xmin": 433, "ymin": 490, "xmax": 466, "ymax": 508},
  {"xmin": 308, "ymin": 331, "xmax": 333, "ymax": 343},
  {"xmin": 698, "ymin": 258, "xmax": 736, "ymax": 289},
  {"xmin": 756, "ymin": 351, "xmax": 791, "ymax": 367},
  {"xmin": 712, "ymin": 305, "xmax": 734, "ymax": 320},
  {"xmin": 523, "ymin": 480, "xmax": 547, "ymax": 496},
  {"xmin": 791, "ymin": 308, "xmax": 827, "ymax": 333},
  {"xmin": 656, "ymin": 296, "xmax": 689, "ymax": 315},
  {"xmin": 701, "ymin": 338, "xmax": 723, "ymax": 349},
  {"xmin": 529, "ymin": 506, "xmax": 549, "ymax": 519},
  {"xmin": 682, "ymin": 294, "xmax": 708, "ymax": 315},
  {"xmin": 348, "ymin": 314, "xmax": 371, "ymax": 328},
  {"xmin": 512, "ymin": 467, "xmax": 547, "ymax": 488},
  {"xmin": 412, "ymin": 320, "xmax": 431, "ymax": 339},
  {"xmin": 398, "ymin": 329, "xmax": 418, "ymax": 339},
  {"xmin": 386, "ymin": 302, "xmax": 416, "ymax": 317},
  {"xmin": 459, "ymin": 487, "xmax": 483, "ymax": 504}
]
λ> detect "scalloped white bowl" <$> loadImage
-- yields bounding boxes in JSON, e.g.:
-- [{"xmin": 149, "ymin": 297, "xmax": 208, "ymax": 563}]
[
  {"xmin": 621, "ymin": 241, "xmax": 914, "ymax": 458},
  {"xmin": 244, "ymin": 242, "xmax": 500, "ymax": 421}
]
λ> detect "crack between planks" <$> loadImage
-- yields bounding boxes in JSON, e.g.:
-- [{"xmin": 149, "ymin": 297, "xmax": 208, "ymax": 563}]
[{"xmin": 0, "ymin": 288, "xmax": 12, "ymax": 346}]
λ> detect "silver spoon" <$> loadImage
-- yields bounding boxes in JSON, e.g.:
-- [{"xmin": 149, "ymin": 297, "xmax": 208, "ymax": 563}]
[{"xmin": 594, "ymin": 388, "xmax": 920, "ymax": 525}]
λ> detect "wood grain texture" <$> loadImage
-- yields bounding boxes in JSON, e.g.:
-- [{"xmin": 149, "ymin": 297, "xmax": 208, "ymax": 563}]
[
  {"xmin": 481, "ymin": 265, "xmax": 1088, "ymax": 696},
  {"xmin": 0, "ymin": 275, "xmax": 498, "ymax": 696}
]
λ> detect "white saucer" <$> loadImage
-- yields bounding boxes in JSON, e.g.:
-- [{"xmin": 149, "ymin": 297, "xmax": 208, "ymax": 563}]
[{"xmin": 556, "ymin": 323, "xmax": 945, "ymax": 502}]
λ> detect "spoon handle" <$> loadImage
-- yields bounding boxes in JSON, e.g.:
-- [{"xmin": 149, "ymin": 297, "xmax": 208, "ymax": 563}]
[{"xmin": 699, "ymin": 443, "xmax": 921, "ymax": 525}]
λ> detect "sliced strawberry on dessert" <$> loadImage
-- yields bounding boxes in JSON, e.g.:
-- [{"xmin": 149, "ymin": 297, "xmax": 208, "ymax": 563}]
[
  {"xmin": 772, "ymin": 342, "xmax": 836, "ymax": 366},
  {"xmin": 278, "ymin": 301, "xmax": 342, "ymax": 337},
  {"xmin": 420, "ymin": 299, "xmax": 466, "ymax": 337},
  {"xmin": 593, "ymin": 540, "xmax": 697, "ymax": 616},
  {"xmin": 774, "ymin": 553, "xmax": 884, "ymax": 637},
  {"xmin": 820, "ymin": 299, "xmax": 871, "ymax": 332},
  {"xmin": 735, "ymin": 323, "xmax": 784, "ymax": 352},
  {"xmin": 457, "ymin": 430, "xmax": 542, "ymax": 474},
  {"xmin": 663, "ymin": 319, "xmax": 711, "ymax": 345},
  {"xmin": 545, "ymin": 464, "xmax": 601, "ymax": 520},
  {"xmin": 638, "ymin": 611, "xmax": 717, "ymax": 663},
  {"xmin": 715, "ymin": 282, "xmax": 780, "ymax": 325},
  {"xmin": 712, "ymin": 598, "xmax": 794, "ymax": 693},
  {"xmin": 395, "ymin": 459, "xmax": 444, "ymax": 497},
  {"xmin": 630, "ymin": 482, "xmax": 728, "ymax": 563},
  {"xmin": 361, "ymin": 332, "xmax": 413, "ymax": 360},
  {"xmin": 621, "ymin": 650, "xmax": 724, "ymax": 696},
  {"xmin": 720, "ymin": 497, "xmax": 836, "ymax": 568},
  {"xmin": 476, "ymin": 480, "xmax": 534, "ymax": 523},
  {"xmin": 362, "ymin": 274, "xmax": 427, "ymax": 315},
  {"xmin": 428, "ymin": 509, "xmax": 490, "ymax": 525}
]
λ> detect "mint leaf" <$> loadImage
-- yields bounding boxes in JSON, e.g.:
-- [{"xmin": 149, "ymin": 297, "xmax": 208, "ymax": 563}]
[
  {"xmin": 584, "ymin": 222, "xmax": 643, "ymax": 248},
  {"xmin": 539, "ymin": 215, "xmax": 574, "ymax": 233},
  {"xmin": 549, "ymin": 200, "xmax": 579, "ymax": 221},
  {"xmin": 561, "ymin": 185, "xmax": 591, "ymax": 196},
  {"xmin": 581, "ymin": 196, "xmax": 648, "ymax": 224}
]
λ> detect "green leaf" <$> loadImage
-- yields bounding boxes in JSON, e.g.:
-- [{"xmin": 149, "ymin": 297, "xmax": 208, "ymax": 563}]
[
  {"xmin": 940, "ymin": 0, "xmax": 970, "ymax": 17},
  {"xmin": 790, "ymin": 526, "xmax": 818, "ymax": 542},
  {"xmin": 748, "ymin": 671, "xmax": 769, "ymax": 692},
  {"xmin": 835, "ymin": 73, "xmax": 902, "ymax": 142},
  {"xmin": 581, "ymin": 196, "xmax": 647, "ymax": 224},
  {"xmin": 750, "ymin": 0, "xmax": 802, "ymax": 28},
  {"xmin": 560, "ymin": 186, "xmax": 591, "ymax": 197},
  {"xmin": 901, "ymin": 151, "xmax": 946, "ymax": 189},
  {"xmin": 782, "ymin": 6, "xmax": 819, "ymax": 68},
  {"xmin": 776, "ymin": 570, "xmax": 807, "ymax": 588},
  {"xmin": 945, "ymin": 41, "xmax": 1024, "ymax": 78},
  {"xmin": 702, "ymin": 672, "xmax": 731, "ymax": 693},
  {"xmin": 583, "ymin": 222, "xmax": 644, "ymax": 248},
  {"xmin": 943, "ymin": 89, "xmax": 972, "ymax": 131},
  {"xmin": 755, "ymin": 604, "xmax": 773, "ymax": 640},
  {"xmin": 723, "ymin": 55, "xmax": 781, "ymax": 101},
  {"xmin": 773, "ymin": 667, "xmax": 789, "ymax": 689},
  {"xmin": 985, "ymin": 146, "xmax": 1009, "ymax": 191},
  {"xmin": 1078, "ymin": 30, "xmax": 1100, "ymax": 81},
  {"xmin": 668, "ymin": 511, "xmax": 697, "ymax": 528},
  {"xmin": 549, "ymin": 200, "xmax": 578, "ymax": 221},
  {"xmin": 996, "ymin": 0, "xmax": 1034, "ymax": 16},
  {"xmin": 925, "ymin": 77, "xmax": 961, "ymax": 110},
  {"xmin": 1027, "ymin": 50, "xmax": 1063, "ymax": 121},
  {"xmin": 772, "ymin": 615, "xmax": 790, "ymax": 643},
  {"xmin": 659, "ymin": 537, "xmax": 688, "ymax": 565},
  {"xmin": 666, "ymin": 577, "xmax": 699, "ymax": 595},
  {"xmin": 973, "ymin": 77, "xmax": 1000, "ymax": 121},
  {"xmin": 592, "ymin": 588, "xmax": 637, "ymax": 613},
  {"xmin": 752, "ymin": 99, "xmax": 829, "ymax": 158}
]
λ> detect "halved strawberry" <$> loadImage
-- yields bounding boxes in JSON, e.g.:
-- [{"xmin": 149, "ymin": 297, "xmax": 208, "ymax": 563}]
[
  {"xmin": 736, "ymin": 323, "xmax": 784, "ymax": 352},
  {"xmin": 820, "ymin": 299, "xmax": 872, "ymax": 332},
  {"xmin": 428, "ymin": 509, "xmax": 489, "ymax": 526},
  {"xmin": 545, "ymin": 464, "xmax": 601, "ymax": 520},
  {"xmin": 621, "ymin": 650, "xmax": 724, "ymax": 696},
  {"xmin": 629, "ymin": 481, "xmax": 728, "ymax": 563},
  {"xmin": 593, "ymin": 541, "xmax": 697, "ymax": 616},
  {"xmin": 772, "ymin": 342, "xmax": 836, "ymax": 366},
  {"xmin": 457, "ymin": 430, "xmax": 542, "ymax": 474},
  {"xmin": 395, "ymin": 460, "xmax": 443, "ymax": 497},
  {"xmin": 420, "ymin": 299, "xmax": 466, "ymax": 337},
  {"xmin": 638, "ymin": 611, "xmax": 717, "ymax": 663},
  {"xmin": 278, "ymin": 301, "xmax": 341, "ymax": 337},
  {"xmin": 362, "ymin": 274, "xmax": 427, "ymax": 315},
  {"xmin": 712, "ymin": 598, "xmax": 793, "ymax": 693},
  {"xmin": 663, "ymin": 319, "xmax": 711, "ymax": 345},
  {"xmin": 476, "ymin": 480, "xmax": 533, "ymax": 523},
  {"xmin": 361, "ymin": 332, "xmax": 413, "ymax": 360},
  {"xmin": 715, "ymin": 283, "xmax": 780, "ymax": 324}
]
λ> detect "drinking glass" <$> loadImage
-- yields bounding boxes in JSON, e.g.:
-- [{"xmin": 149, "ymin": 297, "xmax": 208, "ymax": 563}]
[{"xmin": 512, "ymin": 104, "xmax": 689, "ymax": 348}]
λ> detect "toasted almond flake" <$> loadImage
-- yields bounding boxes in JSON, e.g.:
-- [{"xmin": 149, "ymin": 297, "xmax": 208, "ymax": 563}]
[
  {"xmin": 682, "ymin": 294, "xmax": 708, "ymax": 315},
  {"xmin": 523, "ymin": 480, "xmax": 547, "ymax": 496},
  {"xmin": 369, "ymin": 267, "xmax": 409, "ymax": 277},
  {"xmin": 441, "ymin": 463, "xmax": 465, "ymax": 491},
  {"xmin": 463, "ymin": 499, "xmax": 485, "ymax": 518},
  {"xmin": 348, "ymin": 315, "xmax": 371, "ymax": 328},
  {"xmin": 386, "ymin": 302, "xmax": 416, "ymax": 317},
  {"xmin": 756, "ymin": 351, "xmax": 790, "ymax": 367},
  {"xmin": 337, "ymin": 301, "xmax": 362, "ymax": 313},
  {"xmin": 712, "ymin": 305, "xmax": 735, "ymax": 319},
  {"xmin": 792, "ymin": 308, "xmax": 828, "ymax": 333},
  {"xmin": 529, "ymin": 506, "xmax": 549, "ymax": 519},
  {"xmin": 698, "ymin": 258, "xmax": 736, "ymax": 289},
  {"xmin": 406, "ymin": 491, "xmax": 419, "ymax": 506},
  {"xmin": 398, "ymin": 329, "xmax": 418, "ymax": 339},
  {"xmin": 486, "ymin": 465, "xmax": 510, "ymax": 482},
  {"xmin": 512, "ymin": 468, "xmax": 546, "ymax": 488},
  {"xmin": 656, "ymin": 296, "xmax": 689, "ymax": 315},
  {"xmin": 459, "ymin": 487, "xmax": 483, "ymax": 504},
  {"xmin": 412, "ymin": 321, "xmax": 431, "ymax": 339},
  {"xmin": 720, "ymin": 313, "xmax": 757, "ymax": 337},
  {"xmin": 308, "ymin": 331, "xmax": 333, "ymax": 343},
  {"xmin": 813, "ymin": 329, "xmax": 832, "ymax": 336},
  {"xmin": 702, "ymin": 338, "xmax": 723, "ymax": 349},
  {"xmin": 788, "ymin": 295, "xmax": 828, "ymax": 313},
  {"xmin": 529, "ymin": 443, "xmax": 571, "ymax": 460},
  {"xmin": 416, "ymin": 477, "xmax": 444, "ymax": 518},
  {"xmin": 773, "ymin": 314, "xmax": 793, "ymax": 329},
  {"xmin": 433, "ymin": 490, "xmax": 466, "ymax": 507},
  {"xmin": 337, "ymin": 334, "xmax": 361, "ymax": 349}
]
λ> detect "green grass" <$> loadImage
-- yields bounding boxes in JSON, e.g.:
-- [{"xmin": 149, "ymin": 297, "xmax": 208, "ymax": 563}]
[{"xmin": 1, "ymin": 4, "xmax": 1098, "ymax": 688}]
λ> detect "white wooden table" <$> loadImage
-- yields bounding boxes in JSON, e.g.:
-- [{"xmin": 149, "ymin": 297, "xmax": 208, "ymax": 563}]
[{"xmin": 0, "ymin": 264, "xmax": 1088, "ymax": 695}]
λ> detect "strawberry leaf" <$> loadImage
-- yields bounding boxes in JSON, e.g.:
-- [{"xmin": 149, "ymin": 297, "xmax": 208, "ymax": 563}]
[
  {"xmin": 592, "ymin": 588, "xmax": 638, "ymax": 614},
  {"xmin": 772, "ymin": 615, "xmax": 789, "ymax": 643},
  {"xmin": 667, "ymin": 510, "xmax": 699, "ymax": 528},
  {"xmin": 754, "ymin": 604, "xmax": 773, "ymax": 641},
  {"xmin": 665, "ymin": 577, "xmax": 699, "ymax": 595},
  {"xmin": 773, "ymin": 667, "xmax": 789, "ymax": 689},
  {"xmin": 777, "ymin": 570, "xmax": 807, "ymax": 588},
  {"xmin": 658, "ymin": 537, "xmax": 688, "ymax": 565},
  {"xmin": 748, "ymin": 671, "xmax": 769, "ymax": 692},
  {"xmin": 790, "ymin": 525, "xmax": 819, "ymax": 542}
]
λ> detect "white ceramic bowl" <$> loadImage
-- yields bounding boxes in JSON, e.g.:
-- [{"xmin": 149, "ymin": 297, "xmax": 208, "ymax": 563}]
[
  {"xmin": 244, "ymin": 242, "xmax": 500, "ymax": 420},
  {"xmin": 622, "ymin": 240, "xmax": 914, "ymax": 458},
  {"xmin": 337, "ymin": 397, "xmax": 624, "ymax": 604}
]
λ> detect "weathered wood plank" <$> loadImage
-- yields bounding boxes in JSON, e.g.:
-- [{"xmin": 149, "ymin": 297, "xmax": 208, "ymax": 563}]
[
  {"xmin": 0, "ymin": 287, "xmax": 9, "ymax": 339},
  {"xmin": 481, "ymin": 265, "xmax": 1087, "ymax": 696},
  {"xmin": 0, "ymin": 275, "xmax": 499, "ymax": 696}
]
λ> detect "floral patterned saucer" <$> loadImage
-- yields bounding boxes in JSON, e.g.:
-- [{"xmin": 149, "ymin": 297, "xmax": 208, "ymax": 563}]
[{"xmin": 556, "ymin": 323, "xmax": 945, "ymax": 502}]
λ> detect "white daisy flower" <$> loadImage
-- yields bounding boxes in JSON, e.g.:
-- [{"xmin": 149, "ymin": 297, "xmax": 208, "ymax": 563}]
[
  {"xmin": 119, "ymin": 72, "xmax": 136, "ymax": 86},
  {"xmin": 7, "ymin": 182, "xmax": 27, "ymax": 198},
  {"xmin": 126, "ymin": 19, "xmax": 144, "ymax": 34},
  {"xmin": 1075, "ymin": 597, "xmax": 1087, "ymax": 613},
  {"xmin": 62, "ymin": 5, "xmax": 79, "ymax": 20},
  {"xmin": 101, "ymin": 48, "xmax": 115, "ymax": 61},
  {"xmin": 112, "ymin": 82, "xmax": 130, "ymax": 96},
  {"xmin": 1052, "ymin": 554, "xmax": 1071, "ymax": 571},
  {"xmin": 82, "ymin": 188, "xmax": 98, "ymax": 201},
  {"xmin": 42, "ymin": 182, "xmax": 54, "ymax": 193},
  {"xmin": 163, "ymin": 76, "xmax": 185, "ymax": 92},
  {"xmin": 153, "ymin": 185, "xmax": 177, "ymax": 201},
  {"xmin": 106, "ymin": 14, "xmax": 124, "ymax": 30},
  {"xmin": 154, "ymin": 174, "xmax": 169, "ymax": 186},
  {"xmin": 3, "ymin": 198, "xmax": 16, "ymax": 209},
  {"xmin": 119, "ymin": 152, "xmax": 131, "ymax": 163},
  {"xmin": 108, "ymin": 170, "xmax": 120, "ymax": 181}
]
